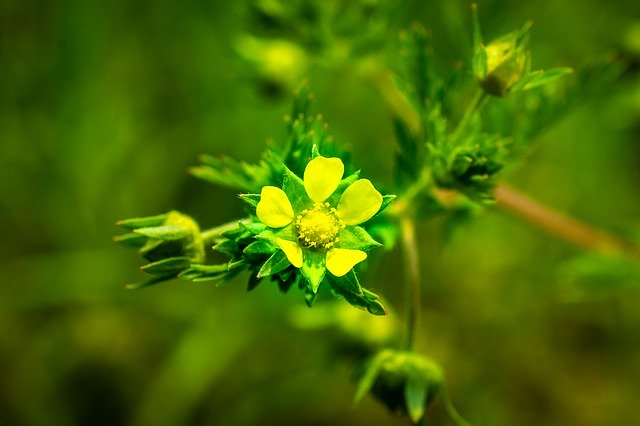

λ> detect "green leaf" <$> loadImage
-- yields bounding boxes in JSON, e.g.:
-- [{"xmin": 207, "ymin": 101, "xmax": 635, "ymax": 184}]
[
  {"xmin": 511, "ymin": 67, "xmax": 573, "ymax": 92},
  {"xmin": 338, "ymin": 226, "xmax": 383, "ymax": 251},
  {"xmin": 134, "ymin": 226, "xmax": 190, "ymax": 240},
  {"xmin": 189, "ymin": 154, "xmax": 270, "ymax": 192},
  {"xmin": 243, "ymin": 240, "xmax": 276, "ymax": 260},
  {"xmin": 404, "ymin": 376, "xmax": 428, "ymax": 424},
  {"xmin": 282, "ymin": 165, "xmax": 311, "ymax": 211},
  {"xmin": 141, "ymin": 257, "xmax": 192, "ymax": 276},
  {"xmin": 117, "ymin": 213, "xmax": 168, "ymax": 230},
  {"xmin": 301, "ymin": 250, "xmax": 326, "ymax": 293},
  {"xmin": 258, "ymin": 250, "xmax": 291, "ymax": 278}
]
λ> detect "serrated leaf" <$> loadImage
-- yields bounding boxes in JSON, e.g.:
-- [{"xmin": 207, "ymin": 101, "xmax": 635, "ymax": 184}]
[
  {"xmin": 190, "ymin": 154, "xmax": 267, "ymax": 192},
  {"xmin": 405, "ymin": 376, "xmax": 428, "ymax": 424},
  {"xmin": 141, "ymin": 256, "xmax": 192, "ymax": 276},
  {"xmin": 258, "ymin": 250, "xmax": 291, "ymax": 278},
  {"xmin": 117, "ymin": 213, "xmax": 168, "ymax": 230},
  {"xmin": 134, "ymin": 226, "xmax": 190, "ymax": 240}
]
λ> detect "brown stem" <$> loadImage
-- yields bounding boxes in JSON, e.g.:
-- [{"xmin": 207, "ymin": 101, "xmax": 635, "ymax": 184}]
[
  {"xmin": 401, "ymin": 218, "xmax": 421, "ymax": 350},
  {"xmin": 495, "ymin": 183, "xmax": 640, "ymax": 261}
]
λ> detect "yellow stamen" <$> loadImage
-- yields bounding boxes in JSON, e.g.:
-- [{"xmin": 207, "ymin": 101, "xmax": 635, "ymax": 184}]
[{"xmin": 295, "ymin": 202, "xmax": 342, "ymax": 250}]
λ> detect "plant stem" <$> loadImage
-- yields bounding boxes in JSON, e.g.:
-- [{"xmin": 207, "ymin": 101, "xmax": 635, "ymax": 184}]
[
  {"xmin": 200, "ymin": 219, "xmax": 251, "ymax": 245},
  {"xmin": 495, "ymin": 183, "xmax": 640, "ymax": 262},
  {"xmin": 451, "ymin": 90, "xmax": 487, "ymax": 142},
  {"xmin": 401, "ymin": 217, "xmax": 421, "ymax": 351}
]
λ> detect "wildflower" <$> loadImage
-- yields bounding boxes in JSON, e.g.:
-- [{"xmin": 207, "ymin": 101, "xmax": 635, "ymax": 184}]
[{"xmin": 256, "ymin": 155, "xmax": 383, "ymax": 291}]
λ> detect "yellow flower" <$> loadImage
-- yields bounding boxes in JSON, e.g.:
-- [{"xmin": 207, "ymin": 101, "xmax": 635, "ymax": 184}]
[{"xmin": 256, "ymin": 156, "xmax": 383, "ymax": 278}]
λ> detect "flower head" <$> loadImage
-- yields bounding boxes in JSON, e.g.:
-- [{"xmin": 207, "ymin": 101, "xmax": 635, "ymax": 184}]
[{"xmin": 255, "ymin": 155, "xmax": 384, "ymax": 291}]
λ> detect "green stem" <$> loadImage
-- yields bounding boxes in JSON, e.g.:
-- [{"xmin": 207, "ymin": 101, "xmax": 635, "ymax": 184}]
[
  {"xmin": 389, "ymin": 169, "xmax": 433, "ymax": 217},
  {"xmin": 401, "ymin": 218, "xmax": 421, "ymax": 351},
  {"xmin": 200, "ymin": 219, "xmax": 251, "ymax": 245},
  {"xmin": 451, "ymin": 90, "xmax": 487, "ymax": 142},
  {"xmin": 440, "ymin": 385, "xmax": 471, "ymax": 426}
]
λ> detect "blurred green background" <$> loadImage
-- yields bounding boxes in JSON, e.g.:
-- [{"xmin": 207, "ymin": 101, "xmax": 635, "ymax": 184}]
[{"xmin": 2, "ymin": 0, "xmax": 640, "ymax": 425}]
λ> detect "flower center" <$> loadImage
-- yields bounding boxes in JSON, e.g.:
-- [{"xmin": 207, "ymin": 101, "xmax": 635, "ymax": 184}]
[{"xmin": 295, "ymin": 202, "xmax": 344, "ymax": 250}]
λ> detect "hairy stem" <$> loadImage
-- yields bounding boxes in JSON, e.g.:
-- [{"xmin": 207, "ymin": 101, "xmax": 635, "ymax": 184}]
[
  {"xmin": 401, "ymin": 218, "xmax": 421, "ymax": 350},
  {"xmin": 200, "ymin": 219, "xmax": 251, "ymax": 245},
  {"xmin": 495, "ymin": 184, "xmax": 640, "ymax": 261}
]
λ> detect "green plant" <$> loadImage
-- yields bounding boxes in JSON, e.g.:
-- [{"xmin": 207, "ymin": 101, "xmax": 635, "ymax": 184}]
[{"xmin": 116, "ymin": 2, "xmax": 639, "ymax": 424}]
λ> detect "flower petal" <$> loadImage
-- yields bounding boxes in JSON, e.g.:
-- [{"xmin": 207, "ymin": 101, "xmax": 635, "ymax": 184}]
[
  {"xmin": 304, "ymin": 156, "xmax": 344, "ymax": 202},
  {"xmin": 277, "ymin": 238, "xmax": 303, "ymax": 268},
  {"xmin": 336, "ymin": 179, "xmax": 383, "ymax": 225},
  {"xmin": 256, "ymin": 186, "xmax": 294, "ymax": 228},
  {"xmin": 326, "ymin": 248, "xmax": 367, "ymax": 277}
]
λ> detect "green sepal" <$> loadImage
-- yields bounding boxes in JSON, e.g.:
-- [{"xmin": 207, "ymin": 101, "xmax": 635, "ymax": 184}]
[
  {"xmin": 405, "ymin": 376, "xmax": 428, "ymax": 424},
  {"xmin": 246, "ymin": 272, "xmax": 263, "ymax": 291},
  {"xmin": 301, "ymin": 250, "xmax": 326, "ymax": 293},
  {"xmin": 338, "ymin": 226, "xmax": 383, "ymax": 251},
  {"xmin": 179, "ymin": 261, "xmax": 246, "ymax": 285},
  {"xmin": 354, "ymin": 351, "xmax": 390, "ymax": 403},
  {"xmin": 125, "ymin": 275, "xmax": 175, "ymax": 290},
  {"xmin": 326, "ymin": 171, "xmax": 360, "ymax": 206},
  {"xmin": 134, "ymin": 225, "xmax": 190, "ymax": 241},
  {"xmin": 113, "ymin": 232, "xmax": 147, "ymax": 248},
  {"xmin": 243, "ymin": 240, "xmax": 276, "ymax": 260},
  {"xmin": 141, "ymin": 256, "xmax": 192, "ymax": 276},
  {"xmin": 116, "ymin": 213, "xmax": 168, "ymax": 230},
  {"xmin": 282, "ymin": 165, "xmax": 310, "ymax": 211},
  {"xmin": 310, "ymin": 144, "xmax": 321, "ymax": 159},
  {"xmin": 258, "ymin": 250, "xmax": 291, "ymax": 278},
  {"xmin": 326, "ymin": 272, "xmax": 387, "ymax": 315},
  {"xmin": 304, "ymin": 286, "xmax": 319, "ymax": 307},
  {"xmin": 239, "ymin": 193, "xmax": 260, "ymax": 209},
  {"xmin": 256, "ymin": 229, "xmax": 279, "ymax": 246},
  {"xmin": 378, "ymin": 195, "xmax": 397, "ymax": 214},
  {"xmin": 213, "ymin": 240, "xmax": 241, "ymax": 257},
  {"xmin": 273, "ymin": 223, "xmax": 296, "ymax": 240},
  {"xmin": 511, "ymin": 67, "xmax": 573, "ymax": 92}
]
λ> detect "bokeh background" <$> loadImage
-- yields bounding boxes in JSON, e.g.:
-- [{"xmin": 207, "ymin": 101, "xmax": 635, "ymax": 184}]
[{"xmin": 2, "ymin": 0, "xmax": 640, "ymax": 425}]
